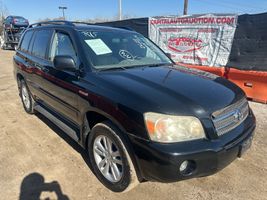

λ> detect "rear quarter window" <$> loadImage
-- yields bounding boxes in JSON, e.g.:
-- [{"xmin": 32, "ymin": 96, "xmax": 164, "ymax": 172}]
[
  {"xmin": 20, "ymin": 30, "xmax": 34, "ymax": 52},
  {"xmin": 31, "ymin": 29, "xmax": 53, "ymax": 59}
]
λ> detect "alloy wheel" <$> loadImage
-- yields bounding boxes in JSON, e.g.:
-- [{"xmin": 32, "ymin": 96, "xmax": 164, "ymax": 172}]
[
  {"xmin": 93, "ymin": 135, "xmax": 123, "ymax": 183},
  {"xmin": 21, "ymin": 84, "xmax": 30, "ymax": 109}
]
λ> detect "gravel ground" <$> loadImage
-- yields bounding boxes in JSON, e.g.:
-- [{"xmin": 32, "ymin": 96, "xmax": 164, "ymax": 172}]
[{"xmin": 0, "ymin": 49, "xmax": 266, "ymax": 200}]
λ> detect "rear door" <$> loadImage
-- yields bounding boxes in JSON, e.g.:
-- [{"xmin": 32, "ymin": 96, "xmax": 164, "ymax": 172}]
[
  {"xmin": 25, "ymin": 29, "xmax": 53, "ymax": 102},
  {"xmin": 14, "ymin": 30, "xmax": 37, "ymax": 94}
]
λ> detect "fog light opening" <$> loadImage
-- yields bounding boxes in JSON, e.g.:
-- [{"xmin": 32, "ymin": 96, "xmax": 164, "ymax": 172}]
[{"xmin": 179, "ymin": 160, "xmax": 196, "ymax": 176}]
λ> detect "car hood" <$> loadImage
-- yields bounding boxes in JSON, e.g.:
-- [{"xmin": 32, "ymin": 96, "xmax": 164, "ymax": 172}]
[{"xmin": 94, "ymin": 65, "xmax": 245, "ymax": 117}]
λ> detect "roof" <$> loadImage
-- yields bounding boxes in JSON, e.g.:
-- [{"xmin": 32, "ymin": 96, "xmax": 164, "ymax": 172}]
[
  {"xmin": 27, "ymin": 20, "xmax": 135, "ymax": 33},
  {"xmin": 7, "ymin": 15, "xmax": 26, "ymax": 19}
]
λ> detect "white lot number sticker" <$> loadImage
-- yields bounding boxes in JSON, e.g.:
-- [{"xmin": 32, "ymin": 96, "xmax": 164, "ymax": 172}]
[{"xmin": 85, "ymin": 39, "xmax": 112, "ymax": 55}]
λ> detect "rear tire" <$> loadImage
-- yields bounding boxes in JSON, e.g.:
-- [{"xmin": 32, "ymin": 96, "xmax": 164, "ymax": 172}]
[
  {"xmin": 88, "ymin": 121, "xmax": 138, "ymax": 192},
  {"xmin": 19, "ymin": 79, "xmax": 35, "ymax": 114}
]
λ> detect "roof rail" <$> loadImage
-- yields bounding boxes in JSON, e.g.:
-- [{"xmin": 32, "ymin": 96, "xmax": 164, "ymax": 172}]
[
  {"xmin": 28, "ymin": 20, "xmax": 74, "ymax": 28},
  {"xmin": 27, "ymin": 20, "xmax": 94, "ymax": 28},
  {"xmin": 70, "ymin": 21, "xmax": 94, "ymax": 26},
  {"xmin": 115, "ymin": 26, "xmax": 135, "ymax": 31},
  {"xmin": 27, "ymin": 20, "xmax": 136, "ymax": 32}
]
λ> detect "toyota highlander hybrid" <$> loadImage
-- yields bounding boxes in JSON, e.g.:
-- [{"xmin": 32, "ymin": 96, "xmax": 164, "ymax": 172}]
[{"xmin": 13, "ymin": 21, "xmax": 256, "ymax": 192}]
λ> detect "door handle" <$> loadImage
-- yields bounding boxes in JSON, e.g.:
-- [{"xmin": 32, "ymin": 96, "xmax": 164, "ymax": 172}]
[
  {"xmin": 42, "ymin": 68, "xmax": 49, "ymax": 73},
  {"xmin": 33, "ymin": 64, "xmax": 48, "ymax": 73},
  {"xmin": 34, "ymin": 63, "xmax": 41, "ymax": 68}
]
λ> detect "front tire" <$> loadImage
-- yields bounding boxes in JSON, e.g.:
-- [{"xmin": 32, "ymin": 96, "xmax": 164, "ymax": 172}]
[
  {"xmin": 19, "ymin": 79, "xmax": 35, "ymax": 114},
  {"xmin": 88, "ymin": 121, "xmax": 135, "ymax": 192}
]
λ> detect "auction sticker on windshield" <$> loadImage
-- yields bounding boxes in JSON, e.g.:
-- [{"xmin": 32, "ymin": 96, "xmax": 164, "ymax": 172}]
[{"xmin": 85, "ymin": 39, "xmax": 112, "ymax": 55}]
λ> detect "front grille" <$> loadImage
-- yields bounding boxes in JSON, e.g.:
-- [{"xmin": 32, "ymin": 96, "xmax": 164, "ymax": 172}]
[{"xmin": 212, "ymin": 98, "xmax": 249, "ymax": 136}]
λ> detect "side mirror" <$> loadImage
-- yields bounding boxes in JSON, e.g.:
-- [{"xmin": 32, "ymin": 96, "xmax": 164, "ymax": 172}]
[
  {"xmin": 166, "ymin": 53, "xmax": 172, "ymax": 59},
  {"xmin": 53, "ymin": 55, "xmax": 76, "ymax": 71}
]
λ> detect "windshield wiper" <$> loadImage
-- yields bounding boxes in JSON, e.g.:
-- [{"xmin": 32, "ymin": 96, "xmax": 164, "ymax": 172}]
[
  {"xmin": 121, "ymin": 63, "xmax": 173, "ymax": 69},
  {"xmin": 97, "ymin": 66, "xmax": 127, "ymax": 72},
  {"xmin": 96, "ymin": 63, "xmax": 173, "ymax": 72},
  {"xmin": 147, "ymin": 63, "xmax": 174, "ymax": 67},
  {"xmin": 97, "ymin": 64, "xmax": 144, "ymax": 72}
]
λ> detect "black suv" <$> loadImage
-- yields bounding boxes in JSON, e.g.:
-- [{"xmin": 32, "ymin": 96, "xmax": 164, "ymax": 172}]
[{"xmin": 13, "ymin": 21, "xmax": 256, "ymax": 192}]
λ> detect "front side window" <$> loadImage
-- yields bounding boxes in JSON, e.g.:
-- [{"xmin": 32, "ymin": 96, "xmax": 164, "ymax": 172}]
[
  {"xmin": 49, "ymin": 32, "xmax": 77, "ymax": 63},
  {"xmin": 32, "ymin": 29, "xmax": 52, "ymax": 59},
  {"xmin": 79, "ymin": 30, "xmax": 172, "ymax": 70}
]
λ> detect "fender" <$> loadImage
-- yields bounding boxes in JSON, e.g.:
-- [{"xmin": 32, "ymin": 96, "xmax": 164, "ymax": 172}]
[{"xmin": 81, "ymin": 107, "xmax": 128, "ymax": 147}]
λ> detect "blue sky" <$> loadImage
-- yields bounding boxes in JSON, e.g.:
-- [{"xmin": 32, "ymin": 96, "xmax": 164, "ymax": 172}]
[{"xmin": 2, "ymin": 0, "xmax": 267, "ymax": 23}]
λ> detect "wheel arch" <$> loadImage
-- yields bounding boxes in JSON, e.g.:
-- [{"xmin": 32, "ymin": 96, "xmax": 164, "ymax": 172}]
[
  {"xmin": 17, "ymin": 73, "xmax": 24, "ymax": 81},
  {"xmin": 86, "ymin": 109, "xmax": 127, "ymax": 133},
  {"xmin": 82, "ymin": 109, "xmax": 128, "ymax": 147},
  {"xmin": 16, "ymin": 73, "xmax": 24, "ymax": 93}
]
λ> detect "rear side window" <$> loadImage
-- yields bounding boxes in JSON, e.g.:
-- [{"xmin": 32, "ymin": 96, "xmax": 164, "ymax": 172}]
[
  {"xmin": 20, "ymin": 30, "xmax": 33, "ymax": 52},
  {"xmin": 32, "ymin": 29, "xmax": 52, "ymax": 59}
]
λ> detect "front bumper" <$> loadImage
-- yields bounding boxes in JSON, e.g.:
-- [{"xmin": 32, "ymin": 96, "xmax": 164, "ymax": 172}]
[{"xmin": 129, "ymin": 110, "xmax": 256, "ymax": 182}]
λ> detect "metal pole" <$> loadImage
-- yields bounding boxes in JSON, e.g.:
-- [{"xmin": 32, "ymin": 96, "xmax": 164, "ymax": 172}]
[
  {"xmin": 118, "ymin": 0, "xmax": 122, "ymax": 20},
  {"xmin": 183, "ymin": 0, "xmax": 188, "ymax": 15},
  {"xmin": 58, "ymin": 6, "xmax": 67, "ymax": 20}
]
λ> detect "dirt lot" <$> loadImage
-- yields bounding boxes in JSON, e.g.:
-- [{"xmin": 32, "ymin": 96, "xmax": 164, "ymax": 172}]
[{"xmin": 0, "ymin": 49, "xmax": 267, "ymax": 200}]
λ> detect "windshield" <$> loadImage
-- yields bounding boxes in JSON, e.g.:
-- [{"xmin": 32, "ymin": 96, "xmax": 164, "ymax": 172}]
[
  {"xmin": 79, "ymin": 30, "xmax": 172, "ymax": 70},
  {"xmin": 14, "ymin": 17, "xmax": 27, "ymax": 23}
]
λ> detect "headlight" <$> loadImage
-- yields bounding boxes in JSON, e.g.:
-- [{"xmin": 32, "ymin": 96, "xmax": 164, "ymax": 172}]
[{"xmin": 144, "ymin": 112, "xmax": 205, "ymax": 143}]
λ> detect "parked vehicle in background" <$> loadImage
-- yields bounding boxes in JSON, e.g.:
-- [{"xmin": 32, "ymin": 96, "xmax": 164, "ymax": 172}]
[
  {"xmin": 13, "ymin": 21, "xmax": 256, "ymax": 192},
  {"xmin": 3, "ymin": 16, "xmax": 29, "ymax": 29},
  {"xmin": 0, "ymin": 16, "xmax": 28, "ymax": 50}
]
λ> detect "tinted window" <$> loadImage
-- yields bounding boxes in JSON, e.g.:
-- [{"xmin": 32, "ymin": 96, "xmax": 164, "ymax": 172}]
[
  {"xmin": 32, "ymin": 29, "xmax": 52, "ymax": 59},
  {"xmin": 49, "ymin": 32, "xmax": 77, "ymax": 62},
  {"xmin": 20, "ymin": 30, "xmax": 34, "ymax": 52}
]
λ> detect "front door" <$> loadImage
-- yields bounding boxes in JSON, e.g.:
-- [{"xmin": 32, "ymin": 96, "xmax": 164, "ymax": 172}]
[{"xmin": 40, "ymin": 31, "xmax": 80, "ymax": 126}]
